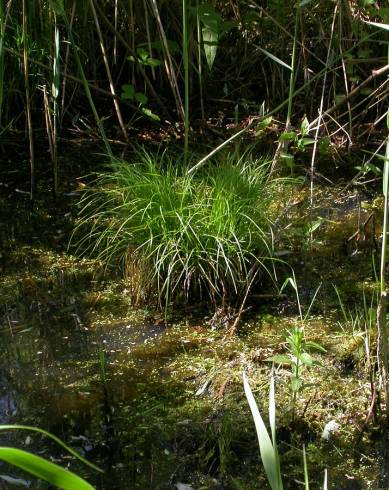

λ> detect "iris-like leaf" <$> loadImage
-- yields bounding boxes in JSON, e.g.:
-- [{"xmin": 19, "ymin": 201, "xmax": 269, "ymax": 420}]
[
  {"xmin": 243, "ymin": 373, "xmax": 283, "ymax": 490},
  {"xmin": 0, "ymin": 448, "xmax": 94, "ymax": 490}
]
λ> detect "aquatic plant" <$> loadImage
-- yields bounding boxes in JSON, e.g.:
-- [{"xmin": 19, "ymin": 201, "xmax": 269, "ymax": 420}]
[
  {"xmin": 243, "ymin": 373, "xmax": 328, "ymax": 490},
  {"xmin": 74, "ymin": 149, "xmax": 278, "ymax": 310},
  {"xmin": 243, "ymin": 372, "xmax": 283, "ymax": 490},
  {"xmin": 267, "ymin": 326, "xmax": 325, "ymax": 417},
  {"xmin": 267, "ymin": 275, "xmax": 326, "ymax": 416},
  {"xmin": 0, "ymin": 424, "xmax": 101, "ymax": 489}
]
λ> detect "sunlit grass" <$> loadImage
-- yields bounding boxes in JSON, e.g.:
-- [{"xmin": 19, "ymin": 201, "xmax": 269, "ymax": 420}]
[{"xmin": 74, "ymin": 149, "xmax": 279, "ymax": 308}]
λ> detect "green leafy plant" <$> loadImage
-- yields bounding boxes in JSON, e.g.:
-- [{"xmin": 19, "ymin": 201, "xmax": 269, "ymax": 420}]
[
  {"xmin": 278, "ymin": 117, "xmax": 316, "ymax": 172},
  {"xmin": 128, "ymin": 46, "xmax": 162, "ymax": 67},
  {"xmin": 267, "ymin": 274, "xmax": 326, "ymax": 414},
  {"xmin": 121, "ymin": 84, "xmax": 160, "ymax": 121},
  {"xmin": 243, "ymin": 372, "xmax": 283, "ymax": 490},
  {"xmin": 196, "ymin": 3, "xmax": 235, "ymax": 71},
  {"xmin": 243, "ymin": 373, "xmax": 328, "ymax": 490},
  {"xmin": 267, "ymin": 326, "xmax": 326, "ymax": 411},
  {"xmin": 0, "ymin": 425, "xmax": 101, "ymax": 489}
]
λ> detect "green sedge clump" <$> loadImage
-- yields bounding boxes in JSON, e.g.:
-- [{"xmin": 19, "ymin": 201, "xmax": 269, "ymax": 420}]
[{"xmin": 74, "ymin": 149, "xmax": 280, "ymax": 309}]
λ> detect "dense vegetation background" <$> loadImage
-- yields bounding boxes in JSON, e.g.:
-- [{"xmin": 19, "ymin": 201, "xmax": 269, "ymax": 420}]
[
  {"xmin": 1, "ymin": 0, "xmax": 388, "ymax": 188},
  {"xmin": 2, "ymin": 1, "xmax": 389, "ymax": 489}
]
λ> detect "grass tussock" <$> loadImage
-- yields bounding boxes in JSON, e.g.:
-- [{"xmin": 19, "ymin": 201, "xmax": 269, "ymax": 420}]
[{"xmin": 74, "ymin": 149, "xmax": 280, "ymax": 308}]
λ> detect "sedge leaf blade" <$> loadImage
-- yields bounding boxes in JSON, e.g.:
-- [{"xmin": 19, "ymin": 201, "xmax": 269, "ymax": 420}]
[
  {"xmin": 243, "ymin": 373, "xmax": 283, "ymax": 490},
  {"xmin": 0, "ymin": 448, "xmax": 94, "ymax": 490}
]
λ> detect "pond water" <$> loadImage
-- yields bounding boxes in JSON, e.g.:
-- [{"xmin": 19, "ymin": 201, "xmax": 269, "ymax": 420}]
[
  {"xmin": 0, "ymin": 311, "xmax": 181, "ymax": 488},
  {"xmin": 0, "ymin": 149, "xmax": 199, "ymax": 489},
  {"xmin": 1, "ymin": 147, "xmax": 389, "ymax": 489}
]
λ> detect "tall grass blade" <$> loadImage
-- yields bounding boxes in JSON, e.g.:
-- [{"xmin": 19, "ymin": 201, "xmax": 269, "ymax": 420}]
[
  {"xmin": 0, "ymin": 448, "xmax": 94, "ymax": 490},
  {"xmin": 182, "ymin": 0, "xmax": 189, "ymax": 164},
  {"xmin": 323, "ymin": 469, "xmax": 328, "ymax": 490},
  {"xmin": 22, "ymin": 0, "xmax": 35, "ymax": 202},
  {"xmin": 0, "ymin": 425, "xmax": 102, "ymax": 472},
  {"xmin": 303, "ymin": 444, "xmax": 309, "ymax": 490},
  {"xmin": 243, "ymin": 372, "xmax": 283, "ymax": 490},
  {"xmin": 254, "ymin": 45, "xmax": 292, "ymax": 71}
]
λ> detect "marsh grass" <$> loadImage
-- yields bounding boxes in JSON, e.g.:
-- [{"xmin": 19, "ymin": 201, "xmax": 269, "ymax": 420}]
[{"xmin": 74, "ymin": 149, "xmax": 279, "ymax": 309}]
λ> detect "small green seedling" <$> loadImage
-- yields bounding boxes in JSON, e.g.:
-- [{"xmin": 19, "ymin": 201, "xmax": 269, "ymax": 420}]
[
  {"xmin": 267, "ymin": 326, "xmax": 326, "ymax": 415},
  {"xmin": 267, "ymin": 273, "xmax": 326, "ymax": 415}
]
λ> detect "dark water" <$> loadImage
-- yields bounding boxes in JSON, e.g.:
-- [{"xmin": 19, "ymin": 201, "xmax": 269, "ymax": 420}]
[
  {"xmin": 0, "ymin": 151, "xmax": 191, "ymax": 488},
  {"xmin": 0, "ymin": 308, "xmax": 186, "ymax": 489}
]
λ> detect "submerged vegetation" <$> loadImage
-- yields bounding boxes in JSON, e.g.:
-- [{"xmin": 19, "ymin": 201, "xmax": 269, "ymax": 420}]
[{"xmin": 1, "ymin": 0, "xmax": 389, "ymax": 488}]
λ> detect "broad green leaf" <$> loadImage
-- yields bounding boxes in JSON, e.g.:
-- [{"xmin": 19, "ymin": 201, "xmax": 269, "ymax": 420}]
[
  {"xmin": 197, "ymin": 4, "xmax": 222, "ymax": 31},
  {"xmin": 121, "ymin": 84, "xmax": 135, "ymax": 101},
  {"xmin": 202, "ymin": 27, "xmax": 218, "ymax": 70},
  {"xmin": 305, "ymin": 341, "xmax": 326, "ymax": 352},
  {"xmin": 300, "ymin": 117, "xmax": 309, "ymax": 136},
  {"xmin": 0, "ymin": 448, "xmax": 94, "ymax": 490},
  {"xmin": 266, "ymin": 355, "xmax": 292, "ymax": 365},
  {"xmin": 256, "ymin": 116, "xmax": 272, "ymax": 131},
  {"xmin": 361, "ymin": 162, "xmax": 382, "ymax": 176},
  {"xmin": 279, "ymin": 131, "xmax": 297, "ymax": 142},
  {"xmin": 305, "ymin": 219, "xmax": 323, "ymax": 235},
  {"xmin": 243, "ymin": 373, "xmax": 283, "ymax": 490},
  {"xmin": 301, "ymin": 138, "xmax": 315, "ymax": 146},
  {"xmin": 143, "ymin": 58, "xmax": 161, "ymax": 67},
  {"xmin": 299, "ymin": 352, "xmax": 313, "ymax": 366},
  {"xmin": 0, "ymin": 426, "xmax": 101, "ymax": 473},
  {"xmin": 291, "ymin": 377, "xmax": 303, "ymax": 392},
  {"xmin": 135, "ymin": 92, "xmax": 148, "ymax": 105},
  {"xmin": 318, "ymin": 137, "xmax": 331, "ymax": 154},
  {"xmin": 136, "ymin": 47, "xmax": 149, "ymax": 61}
]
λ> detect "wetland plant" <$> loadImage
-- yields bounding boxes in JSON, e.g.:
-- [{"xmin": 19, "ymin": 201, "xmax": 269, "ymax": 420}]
[
  {"xmin": 243, "ymin": 373, "xmax": 328, "ymax": 490},
  {"xmin": 0, "ymin": 424, "xmax": 100, "ymax": 489},
  {"xmin": 75, "ymin": 149, "xmax": 279, "ymax": 311},
  {"xmin": 268, "ymin": 275, "xmax": 326, "ymax": 415},
  {"xmin": 267, "ymin": 326, "xmax": 326, "ymax": 418},
  {"xmin": 243, "ymin": 372, "xmax": 283, "ymax": 490}
]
